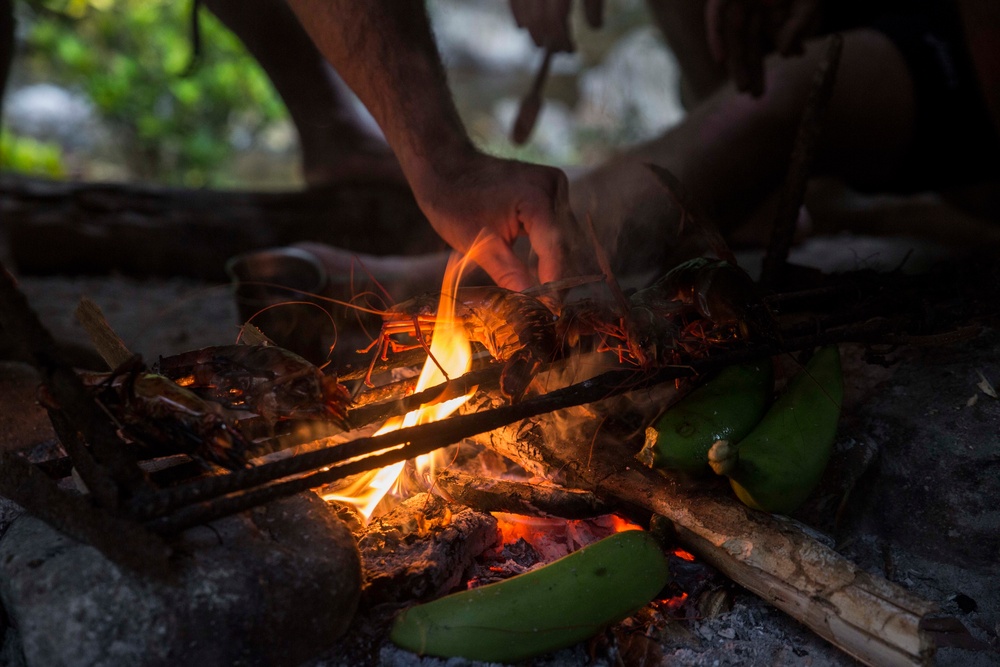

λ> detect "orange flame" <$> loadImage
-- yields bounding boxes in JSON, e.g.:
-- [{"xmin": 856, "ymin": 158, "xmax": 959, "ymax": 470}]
[{"xmin": 323, "ymin": 250, "xmax": 477, "ymax": 519}]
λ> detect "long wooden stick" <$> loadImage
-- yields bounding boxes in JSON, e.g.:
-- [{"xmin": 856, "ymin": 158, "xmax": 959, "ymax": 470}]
[
  {"xmin": 599, "ymin": 463, "xmax": 935, "ymax": 666},
  {"xmin": 760, "ymin": 34, "xmax": 843, "ymax": 289}
]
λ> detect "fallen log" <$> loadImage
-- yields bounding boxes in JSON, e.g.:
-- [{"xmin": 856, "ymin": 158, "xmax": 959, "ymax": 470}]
[
  {"xmin": 475, "ymin": 403, "xmax": 937, "ymax": 667},
  {"xmin": 1, "ymin": 176, "xmax": 441, "ymax": 280}
]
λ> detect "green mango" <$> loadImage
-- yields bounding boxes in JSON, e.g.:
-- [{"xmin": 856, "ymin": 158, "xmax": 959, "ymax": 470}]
[
  {"xmin": 709, "ymin": 346, "xmax": 843, "ymax": 514},
  {"xmin": 389, "ymin": 530, "xmax": 670, "ymax": 662},
  {"xmin": 638, "ymin": 360, "xmax": 774, "ymax": 474}
]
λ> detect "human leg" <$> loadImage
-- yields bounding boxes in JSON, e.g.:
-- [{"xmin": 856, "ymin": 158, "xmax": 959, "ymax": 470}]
[
  {"xmin": 201, "ymin": 0, "xmax": 403, "ymax": 186},
  {"xmin": 571, "ymin": 28, "xmax": 916, "ymax": 273}
]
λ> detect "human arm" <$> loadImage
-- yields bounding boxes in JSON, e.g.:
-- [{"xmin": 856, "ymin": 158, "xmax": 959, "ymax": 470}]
[{"xmin": 284, "ymin": 0, "xmax": 573, "ymax": 292}]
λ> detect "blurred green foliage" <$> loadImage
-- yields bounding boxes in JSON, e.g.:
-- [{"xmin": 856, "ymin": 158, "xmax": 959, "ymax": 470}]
[
  {"xmin": 18, "ymin": 0, "xmax": 287, "ymax": 186},
  {"xmin": 0, "ymin": 130, "xmax": 65, "ymax": 176}
]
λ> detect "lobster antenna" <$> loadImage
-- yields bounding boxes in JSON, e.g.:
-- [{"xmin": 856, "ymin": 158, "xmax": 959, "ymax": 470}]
[
  {"xmin": 583, "ymin": 213, "xmax": 630, "ymax": 316},
  {"xmin": 644, "ymin": 163, "xmax": 737, "ymax": 266}
]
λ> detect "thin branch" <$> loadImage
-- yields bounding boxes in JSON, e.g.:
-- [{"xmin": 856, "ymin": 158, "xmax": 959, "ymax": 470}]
[{"xmin": 760, "ymin": 34, "xmax": 843, "ymax": 289}]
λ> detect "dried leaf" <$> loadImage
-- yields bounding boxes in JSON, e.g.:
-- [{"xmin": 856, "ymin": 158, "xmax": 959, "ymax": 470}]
[{"xmin": 976, "ymin": 370, "xmax": 998, "ymax": 399}]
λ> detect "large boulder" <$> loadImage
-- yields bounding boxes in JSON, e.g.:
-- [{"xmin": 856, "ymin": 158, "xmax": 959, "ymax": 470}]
[{"xmin": 0, "ymin": 492, "xmax": 361, "ymax": 667}]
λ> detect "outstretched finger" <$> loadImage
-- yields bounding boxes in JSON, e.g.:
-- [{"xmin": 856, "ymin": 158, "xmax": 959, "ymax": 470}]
[
  {"xmin": 474, "ymin": 234, "xmax": 536, "ymax": 293},
  {"xmin": 519, "ymin": 169, "xmax": 572, "ymax": 288}
]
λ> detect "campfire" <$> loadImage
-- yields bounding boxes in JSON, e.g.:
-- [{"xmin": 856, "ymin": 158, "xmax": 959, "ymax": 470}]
[{"xmin": 7, "ymin": 232, "xmax": 1000, "ymax": 667}]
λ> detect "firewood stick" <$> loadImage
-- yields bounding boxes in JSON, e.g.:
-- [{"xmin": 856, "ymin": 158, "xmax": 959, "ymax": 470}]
[
  {"xmin": 600, "ymin": 464, "xmax": 935, "ymax": 667},
  {"xmin": 131, "ymin": 365, "xmax": 667, "ymax": 523},
  {"xmin": 131, "ymin": 322, "xmax": 912, "ymax": 525},
  {"xmin": 349, "ymin": 363, "xmax": 502, "ymax": 427},
  {"xmin": 74, "ymin": 296, "xmax": 134, "ymax": 369}
]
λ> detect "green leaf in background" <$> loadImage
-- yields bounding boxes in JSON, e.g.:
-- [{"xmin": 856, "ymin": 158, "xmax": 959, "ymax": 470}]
[
  {"xmin": 15, "ymin": 0, "xmax": 289, "ymax": 186},
  {"xmin": 1, "ymin": 130, "xmax": 66, "ymax": 177}
]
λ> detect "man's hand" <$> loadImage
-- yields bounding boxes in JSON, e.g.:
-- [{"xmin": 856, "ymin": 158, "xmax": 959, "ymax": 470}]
[
  {"xmin": 706, "ymin": 0, "xmax": 820, "ymax": 96},
  {"xmin": 409, "ymin": 150, "xmax": 574, "ymax": 293},
  {"xmin": 285, "ymin": 1, "xmax": 575, "ymax": 292},
  {"xmin": 510, "ymin": 0, "xmax": 604, "ymax": 53}
]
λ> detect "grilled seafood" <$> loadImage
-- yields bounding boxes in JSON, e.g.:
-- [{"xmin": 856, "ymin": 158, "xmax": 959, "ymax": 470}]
[
  {"xmin": 559, "ymin": 258, "xmax": 778, "ymax": 369},
  {"xmin": 77, "ymin": 363, "xmax": 251, "ymax": 470},
  {"xmin": 364, "ymin": 286, "xmax": 558, "ymax": 401},
  {"xmin": 154, "ymin": 344, "xmax": 352, "ymax": 429}
]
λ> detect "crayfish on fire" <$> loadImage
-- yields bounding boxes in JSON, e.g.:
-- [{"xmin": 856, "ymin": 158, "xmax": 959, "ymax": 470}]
[
  {"xmin": 559, "ymin": 257, "xmax": 779, "ymax": 370},
  {"xmin": 62, "ymin": 344, "xmax": 352, "ymax": 471},
  {"xmin": 155, "ymin": 343, "xmax": 352, "ymax": 429},
  {"xmin": 73, "ymin": 359, "xmax": 253, "ymax": 470},
  {"xmin": 362, "ymin": 286, "xmax": 559, "ymax": 402}
]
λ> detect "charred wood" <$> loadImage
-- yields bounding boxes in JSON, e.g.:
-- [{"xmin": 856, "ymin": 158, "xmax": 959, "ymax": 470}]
[
  {"xmin": 434, "ymin": 469, "xmax": 610, "ymax": 520},
  {"xmin": 357, "ymin": 493, "xmax": 500, "ymax": 605}
]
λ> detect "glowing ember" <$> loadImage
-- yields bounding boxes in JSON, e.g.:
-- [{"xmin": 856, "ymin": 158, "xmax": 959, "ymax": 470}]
[
  {"xmin": 673, "ymin": 548, "xmax": 696, "ymax": 562},
  {"xmin": 654, "ymin": 591, "xmax": 690, "ymax": 617},
  {"xmin": 492, "ymin": 512, "xmax": 641, "ymax": 563},
  {"xmin": 323, "ymin": 251, "xmax": 477, "ymax": 519}
]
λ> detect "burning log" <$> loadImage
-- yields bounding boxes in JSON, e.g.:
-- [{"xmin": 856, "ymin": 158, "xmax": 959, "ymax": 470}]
[
  {"xmin": 357, "ymin": 493, "xmax": 500, "ymax": 605},
  {"xmin": 434, "ymin": 468, "xmax": 611, "ymax": 520},
  {"xmin": 472, "ymin": 403, "xmax": 937, "ymax": 667}
]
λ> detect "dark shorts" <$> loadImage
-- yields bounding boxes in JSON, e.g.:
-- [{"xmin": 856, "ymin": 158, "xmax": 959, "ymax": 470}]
[{"xmin": 827, "ymin": 1, "xmax": 1000, "ymax": 191}]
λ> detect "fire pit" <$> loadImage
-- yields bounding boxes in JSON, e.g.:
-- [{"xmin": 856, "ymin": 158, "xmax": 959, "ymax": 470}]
[{"xmin": 1, "ymin": 241, "xmax": 999, "ymax": 667}]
